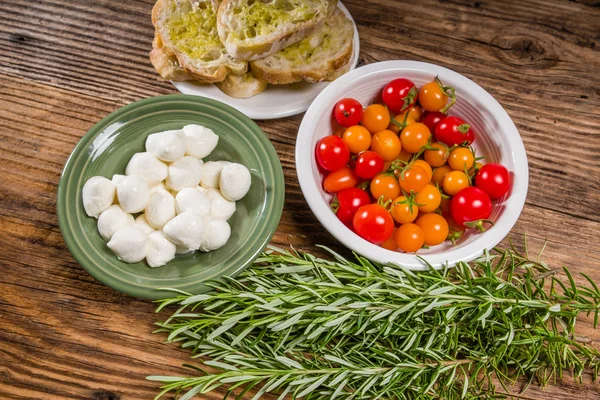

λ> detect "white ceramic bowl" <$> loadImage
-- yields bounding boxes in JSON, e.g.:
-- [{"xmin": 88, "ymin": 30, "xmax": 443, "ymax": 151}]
[{"xmin": 296, "ymin": 61, "xmax": 528, "ymax": 269}]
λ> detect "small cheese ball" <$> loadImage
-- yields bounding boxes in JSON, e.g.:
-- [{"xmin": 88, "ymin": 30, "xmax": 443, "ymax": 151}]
[
  {"xmin": 116, "ymin": 175, "xmax": 150, "ymax": 213},
  {"xmin": 219, "ymin": 163, "xmax": 251, "ymax": 201},
  {"xmin": 97, "ymin": 205, "xmax": 134, "ymax": 241},
  {"xmin": 205, "ymin": 189, "xmax": 236, "ymax": 220},
  {"xmin": 125, "ymin": 152, "xmax": 168, "ymax": 186},
  {"xmin": 145, "ymin": 130, "xmax": 186, "ymax": 162},
  {"xmin": 135, "ymin": 214, "xmax": 156, "ymax": 235},
  {"xmin": 183, "ymin": 124, "xmax": 219, "ymax": 159},
  {"xmin": 163, "ymin": 211, "xmax": 205, "ymax": 251},
  {"xmin": 166, "ymin": 156, "xmax": 204, "ymax": 192},
  {"xmin": 82, "ymin": 176, "xmax": 115, "ymax": 218},
  {"xmin": 200, "ymin": 161, "xmax": 229, "ymax": 189},
  {"xmin": 145, "ymin": 189, "xmax": 176, "ymax": 229},
  {"xmin": 107, "ymin": 226, "xmax": 147, "ymax": 263},
  {"xmin": 199, "ymin": 218, "xmax": 231, "ymax": 252},
  {"xmin": 146, "ymin": 230, "xmax": 176, "ymax": 268},
  {"xmin": 175, "ymin": 187, "xmax": 211, "ymax": 216}
]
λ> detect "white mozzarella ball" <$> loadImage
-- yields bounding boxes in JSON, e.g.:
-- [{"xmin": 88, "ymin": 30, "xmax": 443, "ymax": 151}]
[
  {"xmin": 116, "ymin": 175, "xmax": 150, "ymax": 213},
  {"xmin": 125, "ymin": 152, "xmax": 168, "ymax": 186},
  {"xmin": 175, "ymin": 187, "xmax": 211, "ymax": 216},
  {"xmin": 150, "ymin": 182, "xmax": 166, "ymax": 193},
  {"xmin": 111, "ymin": 174, "xmax": 126, "ymax": 187},
  {"xmin": 135, "ymin": 214, "xmax": 156, "ymax": 235},
  {"xmin": 183, "ymin": 124, "xmax": 219, "ymax": 159},
  {"xmin": 166, "ymin": 156, "xmax": 203, "ymax": 191},
  {"xmin": 199, "ymin": 218, "xmax": 231, "ymax": 252},
  {"xmin": 163, "ymin": 211, "xmax": 205, "ymax": 250},
  {"xmin": 146, "ymin": 230, "xmax": 176, "ymax": 268},
  {"xmin": 206, "ymin": 189, "xmax": 236, "ymax": 220},
  {"xmin": 145, "ymin": 130, "xmax": 186, "ymax": 162},
  {"xmin": 97, "ymin": 205, "xmax": 134, "ymax": 241},
  {"xmin": 107, "ymin": 226, "xmax": 147, "ymax": 263},
  {"xmin": 219, "ymin": 163, "xmax": 251, "ymax": 201},
  {"xmin": 82, "ymin": 176, "xmax": 116, "ymax": 218},
  {"xmin": 176, "ymin": 245, "xmax": 195, "ymax": 254},
  {"xmin": 200, "ymin": 161, "xmax": 229, "ymax": 189},
  {"xmin": 145, "ymin": 189, "xmax": 176, "ymax": 229}
]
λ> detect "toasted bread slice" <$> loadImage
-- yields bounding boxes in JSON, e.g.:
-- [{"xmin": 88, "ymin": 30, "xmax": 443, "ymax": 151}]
[
  {"xmin": 250, "ymin": 8, "xmax": 353, "ymax": 84},
  {"xmin": 215, "ymin": 72, "xmax": 268, "ymax": 98},
  {"xmin": 152, "ymin": 0, "xmax": 246, "ymax": 83},
  {"xmin": 150, "ymin": 34, "xmax": 194, "ymax": 81},
  {"xmin": 216, "ymin": 0, "xmax": 338, "ymax": 61}
]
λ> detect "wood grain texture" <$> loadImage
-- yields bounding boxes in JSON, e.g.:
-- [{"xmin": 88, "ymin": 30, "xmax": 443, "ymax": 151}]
[{"xmin": 0, "ymin": 0, "xmax": 599, "ymax": 399}]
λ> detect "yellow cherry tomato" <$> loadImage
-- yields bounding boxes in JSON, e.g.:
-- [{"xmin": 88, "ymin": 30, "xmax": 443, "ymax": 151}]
[
  {"xmin": 395, "ymin": 223, "xmax": 425, "ymax": 253},
  {"xmin": 362, "ymin": 104, "xmax": 390, "ymax": 134},
  {"xmin": 419, "ymin": 81, "xmax": 449, "ymax": 112},
  {"xmin": 370, "ymin": 173, "xmax": 401, "ymax": 203},
  {"xmin": 443, "ymin": 170, "xmax": 470, "ymax": 196},
  {"xmin": 424, "ymin": 142, "xmax": 449, "ymax": 167},
  {"xmin": 381, "ymin": 228, "xmax": 399, "ymax": 251},
  {"xmin": 415, "ymin": 213, "xmax": 449, "ymax": 246},
  {"xmin": 342, "ymin": 125, "xmax": 372, "ymax": 154},
  {"xmin": 412, "ymin": 160, "xmax": 433, "ymax": 183},
  {"xmin": 391, "ymin": 195, "xmax": 419, "ymax": 224},
  {"xmin": 432, "ymin": 165, "xmax": 453, "ymax": 187},
  {"xmin": 371, "ymin": 130, "xmax": 401, "ymax": 161},
  {"xmin": 400, "ymin": 165, "xmax": 429, "ymax": 193},
  {"xmin": 400, "ymin": 123, "xmax": 431, "ymax": 153},
  {"xmin": 448, "ymin": 147, "xmax": 475, "ymax": 171},
  {"xmin": 415, "ymin": 184, "xmax": 441, "ymax": 213}
]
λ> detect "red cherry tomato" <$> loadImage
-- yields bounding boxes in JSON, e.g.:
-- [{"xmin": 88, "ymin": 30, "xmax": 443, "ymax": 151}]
[
  {"xmin": 381, "ymin": 78, "xmax": 418, "ymax": 114},
  {"xmin": 420, "ymin": 111, "xmax": 446, "ymax": 133},
  {"xmin": 316, "ymin": 136, "xmax": 350, "ymax": 172},
  {"xmin": 450, "ymin": 187, "xmax": 492, "ymax": 230},
  {"xmin": 355, "ymin": 151, "xmax": 385, "ymax": 179},
  {"xmin": 475, "ymin": 163, "xmax": 511, "ymax": 199},
  {"xmin": 332, "ymin": 188, "xmax": 371, "ymax": 225},
  {"xmin": 323, "ymin": 167, "xmax": 358, "ymax": 193},
  {"xmin": 353, "ymin": 204, "xmax": 394, "ymax": 244},
  {"xmin": 435, "ymin": 116, "xmax": 475, "ymax": 146},
  {"xmin": 334, "ymin": 98, "xmax": 364, "ymax": 127}
]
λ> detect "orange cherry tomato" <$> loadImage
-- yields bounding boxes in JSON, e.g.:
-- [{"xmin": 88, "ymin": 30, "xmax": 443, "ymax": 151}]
[
  {"xmin": 432, "ymin": 165, "xmax": 453, "ymax": 187},
  {"xmin": 391, "ymin": 195, "xmax": 419, "ymax": 224},
  {"xmin": 371, "ymin": 130, "xmax": 401, "ymax": 161},
  {"xmin": 400, "ymin": 165, "xmax": 429, "ymax": 193},
  {"xmin": 361, "ymin": 104, "xmax": 390, "ymax": 134},
  {"xmin": 400, "ymin": 123, "xmax": 431, "ymax": 153},
  {"xmin": 424, "ymin": 142, "xmax": 449, "ymax": 167},
  {"xmin": 412, "ymin": 160, "xmax": 433, "ymax": 182},
  {"xmin": 323, "ymin": 167, "xmax": 358, "ymax": 193},
  {"xmin": 448, "ymin": 147, "xmax": 475, "ymax": 171},
  {"xmin": 370, "ymin": 173, "xmax": 401, "ymax": 203},
  {"xmin": 415, "ymin": 184, "xmax": 441, "ymax": 213},
  {"xmin": 419, "ymin": 81, "xmax": 449, "ymax": 112},
  {"xmin": 395, "ymin": 223, "xmax": 425, "ymax": 253},
  {"xmin": 415, "ymin": 213, "xmax": 449, "ymax": 246},
  {"xmin": 381, "ymin": 228, "xmax": 399, "ymax": 251},
  {"xmin": 443, "ymin": 170, "xmax": 470, "ymax": 196},
  {"xmin": 342, "ymin": 125, "xmax": 372, "ymax": 154},
  {"xmin": 388, "ymin": 114, "xmax": 416, "ymax": 134}
]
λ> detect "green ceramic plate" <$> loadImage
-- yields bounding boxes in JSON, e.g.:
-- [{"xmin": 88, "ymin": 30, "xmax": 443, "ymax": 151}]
[{"xmin": 57, "ymin": 95, "xmax": 284, "ymax": 300}]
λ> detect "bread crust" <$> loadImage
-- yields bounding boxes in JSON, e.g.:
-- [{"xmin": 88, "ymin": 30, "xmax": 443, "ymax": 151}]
[{"xmin": 215, "ymin": 72, "xmax": 268, "ymax": 98}]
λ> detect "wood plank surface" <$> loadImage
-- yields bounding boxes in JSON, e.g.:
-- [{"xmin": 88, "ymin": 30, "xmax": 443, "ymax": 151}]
[{"xmin": 0, "ymin": 0, "xmax": 599, "ymax": 399}]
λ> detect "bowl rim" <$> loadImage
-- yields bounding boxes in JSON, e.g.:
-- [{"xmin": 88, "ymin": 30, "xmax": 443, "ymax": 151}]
[
  {"xmin": 295, "ymin": 60, "xmax": 528, "ymax": 269},
  {"xmin": 57, "ymin": 94, "xmax": 285, "ymax": 298}
]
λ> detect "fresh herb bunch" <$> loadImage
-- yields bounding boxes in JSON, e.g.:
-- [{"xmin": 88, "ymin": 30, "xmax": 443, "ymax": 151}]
[{"xmin": 148, "ymin": 241, "xmax": 600, "ymax": 399}]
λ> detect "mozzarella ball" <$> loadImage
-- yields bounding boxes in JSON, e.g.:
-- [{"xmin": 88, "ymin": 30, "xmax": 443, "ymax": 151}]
[
  {"xmin": 166, "ymin": 156, "xmax": 203, "ymax": 192},
  {"xmin": 135, "ymin": 214, "xmax": 156, "ymax": 235},
  {"xmin": 219, "ymin": 163, "xmax": 252, "ymax": 201},
  {"xmin": 163, "ymin": 211, "xmax": 205, "ymax": 250},
  {"xmin": 175, "ymin": 187, "xmax": 211, "ymax": 216},
  {"xmin": 107, "ymin": 226, "xmax": 147, "ymax": 263},
  {"xmin": 116, "ymin": 175, "xmax": 150, "ymax": 213},
  {"xmin": 146, "ymin": 230, "xmax": 177, "ymax": 268},
  {"xmin": 82, "ymin": 176, "xmax": 116, "ymax": 218},
  {"xmin": 200, "ymin": 161, "xmax": 229, "ymax": 189},
  {"xmin": 125, "ymin": 152, "xmax": 168, "ymax": 186},
  {"xmin": 206, "ymin": 188, "xmax": 236, "ymax": 220},
  {"xmin": 150, "ymin": 182, "xmax": 166, "ymax": 193},
  {"xmin": 145, "ymin": 189, "xmax": 176, "ymax": 229},
  {"xmin": 199, "ymin": 218, "xmax": 231, "ymax": 252},
  {"xmin": 183, "ymin": 124, "xmax": 219, "ymax": 159},
  {"xmin": 97, "ymin": 205, "xmax": 134, "ymax": 241},
  {"xmin": 145, "ymin": 130, "xmax": 186, "ymax": 162},
  {"xmin": 176, "ymin": 245, "xmax": 195, "ymax": 255},
  {"xmin": 111, "ymin": 174, "xmax": 126, "ymax": 187}
]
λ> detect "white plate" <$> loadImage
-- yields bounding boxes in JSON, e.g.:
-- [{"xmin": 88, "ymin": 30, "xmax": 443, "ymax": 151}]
[{"xmin": 172, "ymin": 2, "xmax": 360, "ymax": 120}]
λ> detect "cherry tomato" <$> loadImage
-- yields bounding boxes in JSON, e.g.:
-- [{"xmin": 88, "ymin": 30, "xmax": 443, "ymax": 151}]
[
  {"xmin": 419, "ymin": 81, "xmax": 448, "ymax": 112},
  {"xmin": 370, "ymin": 173, "xmax": 401, "ymax": 203},
  {"xmin": 316, "ymin": 136, "xmax": 350, "ymax": 172},
  {"xmin": 415, "ymin": 184, "xmax": 441, "ymax": 213},
  {"xmin": 324, "ymin": 167, "xmax": 358, "ymax": 193},
  {"xmin": 395, "ymin": 223, "xmax": 425, "ymax": 253},
  {"xmin": 443, "ymin": 171, "xmax": 470, "ymax": 196},
  {"xmin": 424, "ymin": 142, "xmax": 449, "ymax": 167},
  {"xmin": 448, "ymin": 147, "xmax": 475, "ymax": 171},
  {"xmin": 389, "ymin": 114, "xmax": 416, "ymax": 134},
  {"xmin": 353, "ymin": 204, "xmax": 394, "ymax": 244},
  {"xmin": 381, "ymin": 228, "xmax": 398, "ymax": 251},
  {"xmin": 432, "ymin": 165, "xmax": 453, "ymax": 187},
  {"xmin": 450, "ymin": 187, "xmax": 492, "ymax": 229},
  {"xmin": 332, "ymin": 187, "xmax": 371, "ymax": 225},
  {"xmin": 400, "ymin": 165, "xmax": 429, "ymax": 193},
  {"xmin": 371, "ymin": 130, "xmax": 401, "ymax": 161},
  {"xmin": 400, "ymin": 123, "xmax": 431, "ymax": 153},
  {"xmin": 420, "ymin": 111, "xmax": 446, "ymax": 133},
  {"xmin": 342, "ymin": 125, "xmax": 372, "ymax": 154},
  {"xmin": 412, "ymin": 160, "xmax": 433, "ymax": 182},
  {"xmin": 391, "ymin": 195, "xmax": 419, "ymax": 224},
  {"xmin": 475, "ymin": 163, "xmax": 511, "ymax": 199},
  {"xmin": 415, "ymin": 213, "xmax": 449, "ymax": 246},
  {"xmin": 435, "ymin": 116, "xmax": 475, "ymax": 146},
  {"xmin": 362, "ymin": 104, "xmax": 390, "ymax": 134},
  {"xmin": 334, "ymin": 98, "xmax": 363, "ymax": 127},
  {"xmin": 355, "ymin": 151, "xmax": 385, "ymax": 179},
  {"xmin": 381, "ymin": 78, "xmax": 418, "ymax": 114}
]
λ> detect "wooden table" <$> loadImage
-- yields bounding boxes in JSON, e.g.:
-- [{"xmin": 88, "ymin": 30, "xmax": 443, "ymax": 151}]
[{"xmin": 1, "ymin": 0, "xmax": 599, "ymax": 399}]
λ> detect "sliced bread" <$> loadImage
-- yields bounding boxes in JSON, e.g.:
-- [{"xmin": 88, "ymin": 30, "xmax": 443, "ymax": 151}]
[
  {"xmin": 250, "ymin": 8, "xmax": 354, "ymax": 84},
  {"xmin": 215, "ymin": 72, "xmax": 268, "ymax": 98},
  {"xmin": 149, "ymin": 34, "xmax": 193, "ymax": 81},
  {"xmin": 216, "ymin": 0, "xmax": 338, "ymax": 61}
]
